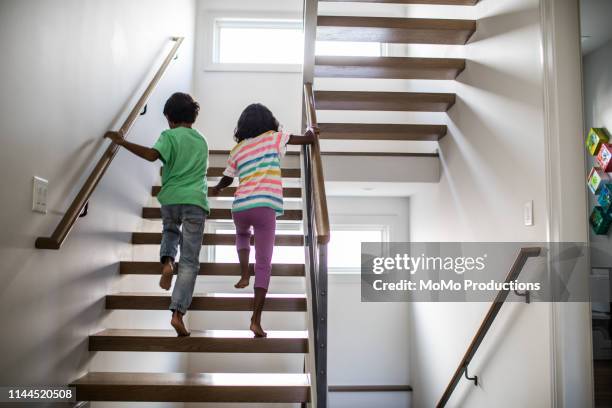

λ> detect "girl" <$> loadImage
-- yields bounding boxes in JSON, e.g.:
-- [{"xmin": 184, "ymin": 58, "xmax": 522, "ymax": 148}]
[{"xmin": 210, "ymin": 103, "xmax": 314, "ymax": 337}]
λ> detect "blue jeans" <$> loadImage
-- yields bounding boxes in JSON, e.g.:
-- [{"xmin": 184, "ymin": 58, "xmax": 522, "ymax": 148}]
[{"xmin": 159, "ymin": 204, "xmax": 206, "ymax": 314}]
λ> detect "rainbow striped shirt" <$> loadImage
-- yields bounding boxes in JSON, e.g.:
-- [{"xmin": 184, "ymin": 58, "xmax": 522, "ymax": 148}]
[{"xmin": 223, "ymin": 131, "xmax": 290, "ymax": 216}]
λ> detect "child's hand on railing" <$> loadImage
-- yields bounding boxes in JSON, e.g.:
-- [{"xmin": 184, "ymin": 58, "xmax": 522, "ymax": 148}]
[{"xmin": 104, "ymin": 131, "xmax": 125, "ymax": 145}]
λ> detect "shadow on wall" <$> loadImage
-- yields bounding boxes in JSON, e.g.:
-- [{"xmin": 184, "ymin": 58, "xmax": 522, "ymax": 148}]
[
  {"xmin": 469, "ymin": 0, "xmax": 542, "ymax": 43},
  {"xmin": 0, "ymin": 261, "xmax": 114, "ymax": 384}
]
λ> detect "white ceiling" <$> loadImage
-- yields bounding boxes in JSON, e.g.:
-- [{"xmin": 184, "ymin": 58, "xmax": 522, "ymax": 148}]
[{"xmin": 581, "ymin": 0, "xmax": 612, "ymax": 55}]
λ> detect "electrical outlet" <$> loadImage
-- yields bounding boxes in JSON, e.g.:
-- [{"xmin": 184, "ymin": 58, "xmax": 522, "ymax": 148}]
[
  {"xmin": 32, "ymin": 176, "xmax": 48, "ymax": 214},
  {"xmin": 524, "ymin": 200, "xmax": 534, "ymax": 226}
]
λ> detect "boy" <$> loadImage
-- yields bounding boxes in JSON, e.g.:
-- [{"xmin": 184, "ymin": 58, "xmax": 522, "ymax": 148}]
[{"xmin": 105, "ymin": 92, "xmax": 208, "ymax": 337}]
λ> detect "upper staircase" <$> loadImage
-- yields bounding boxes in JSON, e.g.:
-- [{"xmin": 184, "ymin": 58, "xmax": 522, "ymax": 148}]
[{"xmin": 310, "ymin": 0, "xmax": 476, "ymax": 151}]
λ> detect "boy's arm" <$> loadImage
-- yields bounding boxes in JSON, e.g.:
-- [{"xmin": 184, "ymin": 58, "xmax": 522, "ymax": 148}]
[
  {"xmin": 210, "ymin": 176, "xmax": 234, "ymax": 196},
  {"xmin": 105, "ymin": 131, "xmax": 160, "ymax": 162},
  {"xmin": 288, "ymin": 128, "xmax": 316, "ymax": 145}
]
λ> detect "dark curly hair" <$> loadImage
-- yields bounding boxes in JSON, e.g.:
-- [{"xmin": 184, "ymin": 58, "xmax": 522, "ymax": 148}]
[
  {"xmin": 163, "ymin": 92, "xmax": 200, "ymax": 124},
  {"xmin": 234, "ymin": 103, "xmax": 279, "ymax": 143}
]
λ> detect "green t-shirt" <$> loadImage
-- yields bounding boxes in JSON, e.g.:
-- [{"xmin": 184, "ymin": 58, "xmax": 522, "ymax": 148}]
[{"xmin": 153, "ymin": 127, "xmax": 209, "ymax": 212}]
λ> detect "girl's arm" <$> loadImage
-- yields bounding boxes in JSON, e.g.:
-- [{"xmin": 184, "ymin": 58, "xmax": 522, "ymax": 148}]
[
  {"xmin": 210, "ymin": 176, "xmax": 234, "ymax": 196},
  {"xmin": 288, "ymin": 128, "xmax": 316, "ymax": 145},
  {"xmin": 105, "ymin": 131, "xmax": 160, "ymax": 162}
]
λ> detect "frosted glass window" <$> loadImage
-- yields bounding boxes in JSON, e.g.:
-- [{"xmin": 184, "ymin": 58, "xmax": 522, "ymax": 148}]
[{"xmin": 216, "ymin": 19, "xmax": 304, "ymax": 65}]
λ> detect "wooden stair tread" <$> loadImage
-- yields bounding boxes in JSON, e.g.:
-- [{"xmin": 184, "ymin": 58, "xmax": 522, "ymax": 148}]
[
  {"xmin": 120, "ymin": 261, "xmax": 305, "ymax": 276},
  {"xmin": 317, "ymin": 16, "xmax": 476, "ymax": 45},
  {"xmin": 314, "ymin": 56, "xmax": 465, "ymax": 79},
  {"xmin": 152, "ymin": 186, "xmax": 302, "ymax": 198},
  {"xmin": 142, "ymin": 207, "xmax": 303, "ymax": 221},
  {"xmin": 71, "ymin": 372, "xmax": 310, "ymax": 402},
  {"xmin": 106, "ymin": 292, "xmax": 307, "ymax": 311},
  {"xmin": 314, "ymin": 90, "xmax": 455, "ymax": 112},
  {"xmin": 131, "ymin": 232, "xmax": 304, "ymax": 246},
  {"xmin": 161, "ymin": 167, "xmax": 301, "ymax": 178},
  {"xmin": 90, "ymin": 329, "xmax": 308, "ymax": 353},
  {"xmin": 318, "ymin": 123, "xmax": 447, "ymax": 141},
  {"xmin": 321, "ymin": 0, "xmax": 477, "ymax": 4}
]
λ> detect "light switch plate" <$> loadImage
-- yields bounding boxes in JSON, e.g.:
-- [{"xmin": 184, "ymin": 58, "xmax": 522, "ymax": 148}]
[
  {"xmin": 524, "ymin": 200, "xmax": 534, "ymax": 226},
  {"xmin": 32, "ymin": 176, "xmax": 48, "ymax": 214}
]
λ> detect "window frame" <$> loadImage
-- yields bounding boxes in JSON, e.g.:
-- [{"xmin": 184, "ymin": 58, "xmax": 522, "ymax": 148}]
[
  {"xmin": 204, "ymin": 11, "xmax": 304, "ymax": 73},
  {"xmin": 327, "ymin": 224, "xmax": 390, "ymax": 275}
]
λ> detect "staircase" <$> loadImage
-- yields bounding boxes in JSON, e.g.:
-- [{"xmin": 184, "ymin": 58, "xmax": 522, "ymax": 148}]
[
  {"xmin": 70, "ymin": 156, "xmax": 314, "ymax": 405},
  {"xmin": 309, "ymin": 0, "xmax": 476, "ymax": 153},
  {"xmin": 39, "ymin": 0, "xmax": 478, "ymax": 405}
]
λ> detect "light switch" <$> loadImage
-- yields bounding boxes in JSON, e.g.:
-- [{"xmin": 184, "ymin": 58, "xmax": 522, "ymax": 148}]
[
  {"xmin": 524, "ymin": 200, "xmax": 533, "ymax": 226},
  {"xmin": 32, "ymin": 176, "xmax": 48, "ymax": 214}
]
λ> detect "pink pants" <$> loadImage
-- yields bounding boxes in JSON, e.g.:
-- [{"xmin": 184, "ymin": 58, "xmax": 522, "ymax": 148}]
[{"xmin": 232, "ymin": 207, "xmax": 276, "ymax": 290}]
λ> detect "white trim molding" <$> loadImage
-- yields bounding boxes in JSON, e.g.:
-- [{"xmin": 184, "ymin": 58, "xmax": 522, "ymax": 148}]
[{"xmin": 540, "ymin": 0, "xmax": 595, "ymax": 407}]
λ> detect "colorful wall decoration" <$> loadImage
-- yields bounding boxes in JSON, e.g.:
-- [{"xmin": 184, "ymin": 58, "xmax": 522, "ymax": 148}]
[{"xmin": 587, "ymin": 127, "xmax": 612, "ymax": 235}]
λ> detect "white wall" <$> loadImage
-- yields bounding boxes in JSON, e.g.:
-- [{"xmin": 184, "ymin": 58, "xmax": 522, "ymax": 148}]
[
  {"xmin": 193, "ymin": 0, "xmax": 304, "ymax": 149},
  {"xmin": 406, "ymin": 0, "xmax": 570, "ymax": 406},
  {"xmin": 326, "ymin": 197, "xmax": 412, "ymax": 408},
  {"xmin": 0, "ymin": 0, "xmax": 196, "ymax": 403}
]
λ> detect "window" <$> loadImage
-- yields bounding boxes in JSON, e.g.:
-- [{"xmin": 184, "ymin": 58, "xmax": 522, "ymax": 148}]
[
  {"xmin": 205, "ymin": 13, "xmax": 387, "ymax": 72},
  {"xmin": 206, "ymin": 222, "xmax": 388, "ymax": 273},
  {"xmin": 328, "ymin": 225, "xmax": 388, "ymax": 274},
  {"xmin": 209, "ymin": 17, "xmax": 304, "ymax": 72}
]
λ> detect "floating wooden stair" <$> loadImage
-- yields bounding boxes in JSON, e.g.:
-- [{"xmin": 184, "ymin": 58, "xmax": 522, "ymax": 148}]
[
  {"xmin": 315, "ymin": 90, "xmax": 456, "ymax": 112},
  {"xmin": 162, "ymin": 167, "xmax": 301, "ymax": 178},
  {"xmin": 106, "ymin": 293, "xmax": 307, "ymax": 311},
  {"xmin": 71, "ymin": 372, "xmax": 310, "ymax": 403},
  {"xmin": 119, "ymin": 261, "xmax": 305, "ymax": 276},
  {"xmin": 152, "ymin": 186, "xmax": 303, "ymax": 198},
  {"xmin": 89, "ymin": 329, "xmax": 308, "ymax": 353},
  {"xmin": 318, "ymin": 123, "xmax": 447, "ymax": 141},
  {"xmin": 321, "ymin": 0, "xmax": 478, "ymax": 4},
  {"xmin": 131, "ymin": 232, "xmax": 304, "ymax": 246},
  {"xmin": 317, "ymin": 16, "xmax": 476, "ymax": 45},
  {"xmin": 314, "ymin": 56, "xmax": 466, "ymax": 80},
  {"xmin": 142, "ymin": 207, "xmax": 303, "ymax": 221}
]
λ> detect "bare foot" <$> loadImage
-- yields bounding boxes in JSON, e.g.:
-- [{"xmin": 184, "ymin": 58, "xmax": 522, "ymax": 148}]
[
  {"xmin": 171, "ymin": 311, "xmax": 190, "ymax": 337},
  {"xmin": 250, "ymin": 321, "xmax": 267, "ymax": 338},
  {"xmin": 234, "ymin": 277, "xmax": 250, "ymax": 289},
  {"xmin": 159, "ymin": 262, "xmax": 174, "ymax": 291}
]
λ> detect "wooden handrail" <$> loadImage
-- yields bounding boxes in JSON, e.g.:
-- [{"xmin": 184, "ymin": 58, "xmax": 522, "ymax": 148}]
[
  {"xmin": 303, "ymin": 83, "xmax": 330, "ymax": 245},
  {"xmin": 436, "ymin": 247, "xmax": 542, "ymax": 407},
  {"xmin": 35, "ymin": 37, "xmax": 183, "ymax": 249}
]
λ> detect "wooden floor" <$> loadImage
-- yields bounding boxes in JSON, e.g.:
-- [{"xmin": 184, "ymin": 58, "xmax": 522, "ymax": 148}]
[
  {"xmin": 71, "ymin": 372, "xmax": 311, "ymax": 403},
  {"xmin": 317, "ymin": 16, "xmax": 476, "ymax": 45},
  {"xmin": 315, "ymin": 56, "xmax": 466, "ymax": 80},
  {"xmin": 119, "ymin": 261, "xmax": 305, "ymax": 276},
  {"xmin": 596, "ymin": 360, "xmax": 612, "ymax": 408},
  {"xmin": 131, "ymin": 232, "xmax": 305, "ymax": 246},
  {"xmin": 90, "ymin": 329, "xmax": 308, "ymax": 353},
  {"xmin": 105, "ymin": 292, "xmax": 307, "ymax": 311},
  {"xmin": 321, "ymin": 0, "xmax": 478, "ymax": 4}
]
